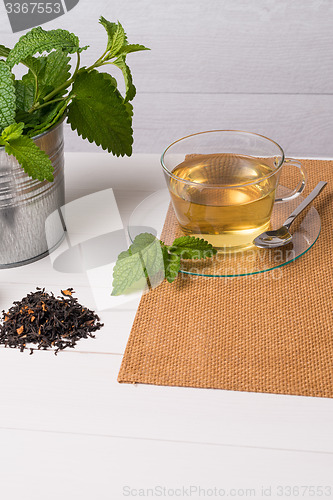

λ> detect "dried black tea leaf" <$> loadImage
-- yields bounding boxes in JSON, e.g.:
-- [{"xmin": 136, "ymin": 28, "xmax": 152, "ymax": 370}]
[{"xmin": 0, "ymin": 288, "xmax": 103, "ymax": 354}]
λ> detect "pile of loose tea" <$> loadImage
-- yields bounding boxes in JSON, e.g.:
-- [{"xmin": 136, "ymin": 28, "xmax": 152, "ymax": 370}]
[{"xmin": 0, "ymin": 288, "xmax": 103, "ymax": 354}]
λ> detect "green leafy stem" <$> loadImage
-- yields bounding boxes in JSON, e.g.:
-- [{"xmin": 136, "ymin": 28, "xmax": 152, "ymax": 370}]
[
  {"xmin": 112, "ymin": 233, "xmax": 217, "ymax": 296},
  {"xmin": 0, "ymin": 17, "xmax": 149, "ymax": 181}
]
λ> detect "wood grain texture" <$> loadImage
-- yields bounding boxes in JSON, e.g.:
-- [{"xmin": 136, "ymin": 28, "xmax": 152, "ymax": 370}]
[
  {"xmin": 1, "ymin": 428, "xmax": 333, "ymax": 500},
  {"xmin": 0, "ymin": 0, "xmax": 332, "ymax": 155},
  {"xmin": 0, "ymin": 349, "xmax": 333, "ymax": 453},
  {"xmin": 1, "ymin": 0, "xmax": 332, "ymax": 94},
  {"xmin": 63, "ymin": 93, "xmax": 333, "ymax": 156}
]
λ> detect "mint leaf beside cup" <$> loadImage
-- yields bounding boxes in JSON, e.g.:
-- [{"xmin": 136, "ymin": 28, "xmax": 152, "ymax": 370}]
[{"xmin": 112, "ymin": 233, "xmax": 217, "ymax": 295}]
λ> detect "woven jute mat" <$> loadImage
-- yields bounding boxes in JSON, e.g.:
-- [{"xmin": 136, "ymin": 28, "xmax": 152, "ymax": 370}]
[{"xmin": 118, "ymin": 159, "xmax": 333, "ymax": 398}]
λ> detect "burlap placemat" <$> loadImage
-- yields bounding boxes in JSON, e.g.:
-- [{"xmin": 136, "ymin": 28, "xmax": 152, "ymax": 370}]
[{"xmin": 118, "ymin": 159, "xmax": 333, "ymax": 398}]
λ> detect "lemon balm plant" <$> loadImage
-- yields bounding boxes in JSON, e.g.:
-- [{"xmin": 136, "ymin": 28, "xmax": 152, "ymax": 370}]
[
  {"xmin": 0, "ymin": 18, "xmax": 148, "ymax": 269},
  {"xmin": 0, "ymin": 17, "xmax": 149, "ymax": 181}
]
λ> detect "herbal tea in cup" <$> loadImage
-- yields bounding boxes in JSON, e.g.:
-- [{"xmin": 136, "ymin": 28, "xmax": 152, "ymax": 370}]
[{"xmin": 161, "ymin": 131, "xmax": 307, "ymax": 251}]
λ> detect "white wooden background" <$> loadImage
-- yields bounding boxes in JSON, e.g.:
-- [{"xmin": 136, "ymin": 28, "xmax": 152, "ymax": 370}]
[{"xmin": 0, "ymin": 0, "xmax": 333, "ymax": 156}]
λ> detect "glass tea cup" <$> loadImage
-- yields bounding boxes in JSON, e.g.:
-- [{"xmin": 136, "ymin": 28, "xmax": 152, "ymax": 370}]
[{"xmin": 161, "ymin": 130, "xmax": 307, "ymax": 252}]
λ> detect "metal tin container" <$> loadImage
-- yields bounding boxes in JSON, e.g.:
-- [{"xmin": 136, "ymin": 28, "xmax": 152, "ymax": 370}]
[{"xmin": 0, "ymin": 121, "xmax": 65, "ymax": 268}]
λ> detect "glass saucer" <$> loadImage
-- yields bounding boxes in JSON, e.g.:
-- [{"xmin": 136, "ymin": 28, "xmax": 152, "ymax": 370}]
[{"xmin": 128, "ymin": 187, "xmax": 321, "ymax": 277}]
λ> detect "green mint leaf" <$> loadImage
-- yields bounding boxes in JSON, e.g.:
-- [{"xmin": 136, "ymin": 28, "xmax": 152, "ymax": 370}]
[
  {"xmin": 4, "ymin": 135, "xmax": 54, "ymax": 182},
  {"xmin": 0, "ymin": 44, "xmax": 10, "ymax": 58},
  {"xmin": 111, "ymin": 233, "xmax": 164, "ymax": 296},
  {"xmin": 111, "ymin": 252, "xmax": 146, "ymax": 296},
  {"xmin": 14, "ymin": 57, "xmax": 50, "ymax": 113},
  {"xmin": 118, "ymin": 44, "xmax": 150, "ymax": 56},
  {"xmin": 37, "ymin": 50, "xmax": 71, "ymax": 98},
  {"xmin": 128, "ymin": 232, "xmax": 157, "ymax": 253},
  {"xmin": 113, "ymin": 56, "xmax": 136, "ymax": 102},
  {"xmin": 99, "ymin": 17, "xmax": 127, "ymax": 55},
  {"xmin": 15, "ymin": 75, "xmax": 36, "ymax": 113},
  {"xmin": 111, "ymin": 232, "xmax": 218, "ymax": 294},
  {"xmin": 1, "ymin": 122, "xmax": 24, "ymax": 142},
  {"xmin": 27, "ymin": 100, "xmax": 67, "ymax": 137},
  {"xmin": 168, "ymin": 236, "xmax": 217, "ymax": 259},
  {"xmin": 6, "ymin": 27, "xmax": 80, "ymax": 68},
  {"xmin": 14, "ymin": 108, "xmax": 42, "ymax": 132},
  {"xmin": 67, "ymin": 69, "xmax": 133, "ymax": 156},
  {"xmin": 0, "ymin": 61, "xmax": 16, "ymax": 132},
  {"xmin": 162, "ymin": 247, "xmax": 181, "ymax": 283},
  {"xmin": 14, "ymin": 51, "xmax": 70, "ymax": 113}
]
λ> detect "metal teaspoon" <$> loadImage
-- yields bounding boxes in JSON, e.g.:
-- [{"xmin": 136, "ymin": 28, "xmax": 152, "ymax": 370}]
[{"xmin": 253, "ymin": 181, "xmax": 327, "ymax": 249}]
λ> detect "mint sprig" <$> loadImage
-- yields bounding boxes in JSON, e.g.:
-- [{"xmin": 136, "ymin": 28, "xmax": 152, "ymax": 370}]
[
  {"xmin": 67, "ymin": 70, "xmax": 133, "ymax": 156},
  {"xmin": 6, "ymin": 27, "xmax": 81, "ymax": 68},
  {"xmin": 0, "ymin": 61, "xmax": 16, "ymax": 130},
  {"xmin": 0, "ymin": 45, "xmax": 10, "ymax": 58},
  {"xmin": 0, "ymin": 17, "xmax": 149, "ymax": 181},
  {"xmin": 99, "ymin": 18, "xmax": 127, "ymax": 56},
  {"xmin": 111, "ymin": 233, "xmax": 217, "ymax": 295},
  {"xmin": 0, "ymin": 123, "xmax": 54, "ymax": 181}
]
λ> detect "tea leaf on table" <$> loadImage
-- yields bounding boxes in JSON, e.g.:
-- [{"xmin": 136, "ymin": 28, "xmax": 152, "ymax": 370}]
[
  {"xmin": 4, "ymin": 134, "xmax": 54, "ymax": 181},
  {"xmin": 0, "ymin": 61, "xmax": 16, "ymax": 132},
  {"xmin": 6, "ymin": 27, "xmax": 80, "ymax": 68},
  {"xmin": 162, "ymin": 248, "xmax": 181, "ymax": 283},
  {"xmin": 111, "ymin": 232, "xmax": 217, "ymax": 294},
  {"xmin": 169, "ymin": 236, "xmax": 217, "ymax": 259},
  {"xmin": 67, "ymin": 69, "xmax": 133, "ymax": 156},
  {"xmin": 128, "ymin": 232, "xmax": 158, "ymax": 253},
  {"xmin": 111, "ymin": 233, "xmax": 164, "ymax": 296}
]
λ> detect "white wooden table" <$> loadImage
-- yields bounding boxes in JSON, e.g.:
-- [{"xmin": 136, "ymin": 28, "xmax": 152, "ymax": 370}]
[{"xmin": 0, "ymin": 153, "xmax": 332, "ymax": 500}]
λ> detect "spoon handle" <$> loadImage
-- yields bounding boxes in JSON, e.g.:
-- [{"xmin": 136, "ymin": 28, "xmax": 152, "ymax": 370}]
[{"xmin": 283, "ymin": 181, "xmax": 327, "ymax": 230}]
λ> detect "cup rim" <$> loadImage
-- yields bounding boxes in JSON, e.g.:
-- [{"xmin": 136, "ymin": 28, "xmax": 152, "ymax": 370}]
[{"xmin": 160, "ymin": 129, "xmax": 286, "ymax": 189}]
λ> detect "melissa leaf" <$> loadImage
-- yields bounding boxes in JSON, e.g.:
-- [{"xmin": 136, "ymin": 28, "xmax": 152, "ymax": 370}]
[
  {"xmin": 0, "ymin": 44, "xmax": 10, "ymax": 58},
  {"xmin": 0, "ymin": 61, "xmax": 16, "ymax": 132},
  {"xmin": 113, "ymin": 56, "xmax": 136, "ymax": 102},
  {"xmin": 6, "ymin": 27, "xmax": 80, "ymax": 68},
  {"xmin": 111, "ymin": 233, "xmax": 217, "ymax": 295},
  {"xmin": 1, "ymin": 122, "xmax": 24, "ymax": 142},
  {"xmin": 67, "ymin": 69, "xmax": 133, "ymax": 156},
  {"xmin": 37, "ymin": 50, "xmax": 71, "ymax": 99},
  {"xmin": 169, "ymin": 236, "xmax": 217, "ymax": 259},
  {"xmin": 4, "ymin": 135, "xmax": 54, "ymax": 181},
  {"xmin": 99, "ymin": 17, "xmax": 127, "ymax": 56},
  {"xmin": 162, "ymin": 248, "xmax": 181, "ymax": 283},
  {"xmin": 118, "ymin": 44, "xmax": 150, "ymax": 56},
  {"xmin": 15, "ymin": 75, "xmax": 36, "ymax": 113},
  {"xmin": 111, "ymin": 233, "xmax": 164, "ymax": 296}
]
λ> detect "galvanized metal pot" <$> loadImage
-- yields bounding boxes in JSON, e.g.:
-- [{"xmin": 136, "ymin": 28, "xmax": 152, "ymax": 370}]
[{"xmin": 0, "ymin": 121, "xmax": 65, "ymax": 268}]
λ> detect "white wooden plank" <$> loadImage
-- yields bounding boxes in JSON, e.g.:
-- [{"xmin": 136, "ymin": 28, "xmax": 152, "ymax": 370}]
[
  {"xmin": 63, "ymin": 93, "xmax": 333, "ymax": 157},
  {"xmin": 63, "ymin": 153, "xmax": 165, "ymax": 196},
  {"xmin": 0, "ymin": 349, "xmax": 332, "ymax": 453},
  {"xmin": 1, "ymin": 428, "xmax": 333, "ymax": 500},
  {"xmin": 1, "ymin": 0, "xmax": 332, "ymax": 94}
]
